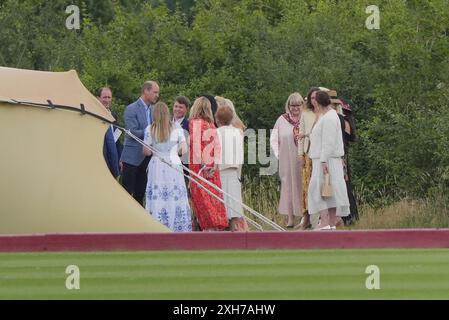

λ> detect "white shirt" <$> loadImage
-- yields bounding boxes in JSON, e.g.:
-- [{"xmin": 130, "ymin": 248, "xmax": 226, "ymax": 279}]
[
  {"xmin": 309, "ymin": 109, "xmax": 345, "ymax": 162},
  {"xmin": 144, "ymin": 122, "xmax": 186, "ymax": 165},
  {"xmin": 217, "ymin": 125, "xmax": 244, "ymax": 175},
  {"xmin": 173, "ymin": 116, "xmax": 185, "ymax": 126}
]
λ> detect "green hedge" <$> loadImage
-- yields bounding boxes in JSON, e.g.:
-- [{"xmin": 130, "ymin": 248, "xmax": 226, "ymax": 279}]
[{"xmin": 1, "ymin": 0, "xmax": 448, "ymax": 203}]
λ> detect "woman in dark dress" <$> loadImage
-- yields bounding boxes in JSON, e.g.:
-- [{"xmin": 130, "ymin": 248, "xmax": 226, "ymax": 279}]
[
  {"xmin": 329, "ymin": 92, "xmax": 359, "ymax": 226},
  {"xmin": 340, "ymin": 99, "xmax": 359, "ymax": 225}
]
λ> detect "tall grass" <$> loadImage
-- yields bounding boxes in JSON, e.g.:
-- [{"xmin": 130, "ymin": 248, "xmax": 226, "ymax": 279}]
[
  {"xmin": 242, "ymin": 174, "xmax": 449, "ymax": 230},
  {"xmin": 242, "ymin": 174, "xmax": 284, "ymax": 228},
  {"xmin": 353, "ymin": 190, "xmax": 449, "ymax": 229}
]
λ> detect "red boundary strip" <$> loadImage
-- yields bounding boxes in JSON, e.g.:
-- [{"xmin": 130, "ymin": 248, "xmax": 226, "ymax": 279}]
[{"xmin": 1, "ymin": 229, "xmax": 449, "ymax": 252}]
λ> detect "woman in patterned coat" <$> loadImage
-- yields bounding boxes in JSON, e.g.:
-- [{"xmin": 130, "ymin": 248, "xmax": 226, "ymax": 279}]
[{"xmin": 189, "ymin": 97, "xmax": 228, "ymax": 231}]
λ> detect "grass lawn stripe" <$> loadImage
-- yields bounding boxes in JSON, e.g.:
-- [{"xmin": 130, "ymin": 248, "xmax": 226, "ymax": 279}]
[{"xmin": 0, "ymin": 249, "xmax": 448, "ymax": 299}]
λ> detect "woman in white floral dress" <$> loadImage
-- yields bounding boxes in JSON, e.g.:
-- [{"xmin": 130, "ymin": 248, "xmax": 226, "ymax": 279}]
[{"xmin": 143, "ymin": 102, "xmax": 192, "ymax": 232}]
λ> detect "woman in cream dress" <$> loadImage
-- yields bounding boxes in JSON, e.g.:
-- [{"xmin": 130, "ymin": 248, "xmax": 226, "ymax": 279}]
[
  {"xmin": 307, "ymin": 90, "xmax": 349, "ymax": 230},
  {"xmin": 270, "ymin": 93, "xmax": 304, "ymax": 228},
  {"xmin": 215, "ymin": 103, "xmax": 249, "ymax": 232}
]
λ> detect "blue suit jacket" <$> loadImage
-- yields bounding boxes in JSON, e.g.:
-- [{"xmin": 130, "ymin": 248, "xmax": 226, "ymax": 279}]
[
  {"xmin": 103, "ymin": 127, "xmax": 120, "ymax": 178},
  {"xmin": 180, "ymin": 117, "xmax": 189, "ymax": 132},
  {"xmin": 179, "ymin": 117, "xmax": 190, "ymax": 169},
  {"xmin": 120, "ymin": 99, "xmax": 153, "ymax": 166},
  {"xmin": 110, "ymin": 110, "xmax": 123, "ymax": 159}
]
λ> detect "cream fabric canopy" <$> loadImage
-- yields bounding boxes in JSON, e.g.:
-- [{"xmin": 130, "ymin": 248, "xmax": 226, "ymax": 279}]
[
  {"xmin": 0, "ymin": 66, "xmax": 114, "ymax": 122},
  {"xmin": 0, "ymin": 67, "xmax": 169, "ymax": 234}
]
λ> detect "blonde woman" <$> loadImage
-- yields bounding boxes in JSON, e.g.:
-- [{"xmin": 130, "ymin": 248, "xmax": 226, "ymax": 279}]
[
  {"xmin": 215, "ymin": 96, "xmax": 246, "ymax": 132},
  {"xmin": 143, "ymin": 102, "xmax": 192, "ymax": 232},
  {"xmin": 270, "ymin": 92, "xmax": 304, "ymax": 228},
  {"xmin": 189, "ymin": 97, "xmax": 228, "ymax": 231}
]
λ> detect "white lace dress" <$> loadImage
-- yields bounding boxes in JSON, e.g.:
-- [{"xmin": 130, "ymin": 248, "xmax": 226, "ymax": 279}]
[{"xmin": 144, "ymin": 123, "xmax": 192, "ymax": 232}]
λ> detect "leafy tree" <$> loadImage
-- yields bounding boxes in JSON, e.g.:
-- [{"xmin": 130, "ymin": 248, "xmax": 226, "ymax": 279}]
[{"xmin": 1, "ymin": 0, "xmax": 449, "ymax": 202}]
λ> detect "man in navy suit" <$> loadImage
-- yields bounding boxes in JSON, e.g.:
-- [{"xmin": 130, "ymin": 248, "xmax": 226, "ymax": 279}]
[
  {"xmin": 172, "ymin": 96, "xmax": 190, "ymax": 132},
  {"xmin": 120, "ymin": 81, "xmax": 160, "ymax": 206},
  {"xmin": 98, "ymin": 87, "xmax": 120, "ymax": 178},
  {"xmin": 98, "ymin": 87, "xmax": 123, "ymax": 158},
  {"xmin": 172, "ymin": 96, "xmax": 190, "ymax": 174},
  {"xmin": 103, "ymin": 127, "xmax": 120, "ymax": 178}
]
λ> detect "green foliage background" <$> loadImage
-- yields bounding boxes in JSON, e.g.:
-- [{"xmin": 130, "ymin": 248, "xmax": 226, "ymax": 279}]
[{"xmin": 1, "ymin": 0, "xmax": 449, "ymax": 204}]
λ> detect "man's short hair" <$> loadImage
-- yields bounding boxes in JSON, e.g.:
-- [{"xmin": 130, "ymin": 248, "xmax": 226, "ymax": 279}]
[
  {"xmin": 97, "ymin": 87, "xmax": 112, "ymax": 97},
  {"xmin": 175, "ymin": 96, "xmax": 191, "ymax": 108},
  {"xmin": 141, "ymin": 81, "xmax": 156, "ymax": 94}
]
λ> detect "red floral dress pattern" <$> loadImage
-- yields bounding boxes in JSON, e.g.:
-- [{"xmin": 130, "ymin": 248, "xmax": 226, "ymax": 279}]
[{"xmin": 189, "ymin": 118, "xmax": 228, "ymax": 230}]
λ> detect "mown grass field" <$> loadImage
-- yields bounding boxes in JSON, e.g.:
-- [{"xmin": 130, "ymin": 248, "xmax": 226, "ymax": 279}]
[{"xmin": 1, "ymin": 249, "xmax": 449, "ymax": 299}]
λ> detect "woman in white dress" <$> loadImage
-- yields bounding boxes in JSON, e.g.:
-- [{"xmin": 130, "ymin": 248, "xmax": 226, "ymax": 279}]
[
  {"xmin": 308, "ymin": 90, "xmax": 350, "ymax": 230},
  {"xmin": 143, "ymin": 102, "xmax": 192, "ymax": 232},
  {"xmin": 215, "ymin": 103, "xmax": 249, "ymax": 232}
]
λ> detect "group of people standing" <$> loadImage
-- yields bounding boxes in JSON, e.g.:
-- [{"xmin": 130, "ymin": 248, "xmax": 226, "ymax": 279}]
[
  {"xmin": 99, "ymin": 81, "xmax": 249, "ymax": 232},
  {"xmin": 270, "ymin": 87, "xmax": 359, "ymax": 231},
  {"xmin": 100, "ymin": 81, "xmax": 358, "ymax": 232}
]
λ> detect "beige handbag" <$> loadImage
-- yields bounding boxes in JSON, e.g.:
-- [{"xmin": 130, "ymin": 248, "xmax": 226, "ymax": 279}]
[{"xmin": 321, "ymin": 173, "xmax": 333, "ymax": 198}]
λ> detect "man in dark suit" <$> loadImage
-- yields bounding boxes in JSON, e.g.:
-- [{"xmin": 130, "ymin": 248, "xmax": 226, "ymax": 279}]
[
  {"xmin": 98, "ymin": 87, "xmax": 120, "ymax": 178},
  {"xmin": 172, "ymin": 95, "xmax": 190, "ymax": 171},
  {"xmin": 172, "ymin": 96, "xmax": 190, "ymax": 132},
  {"xmin": 103, "ymin": 127, "xmax": 120, "ymax": 178},
  {"xmin": 98, "ymin": 87, "xmax": 123, "ymax": 158},
  {"xmin": 120, "ymin": 81, "xmax": 160, "ymax": 206}
]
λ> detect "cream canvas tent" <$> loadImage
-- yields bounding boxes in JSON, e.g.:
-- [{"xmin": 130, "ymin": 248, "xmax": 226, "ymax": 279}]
[{"xmin": 0, "ymin": 66, "xmax": 169, "ymax": 234}]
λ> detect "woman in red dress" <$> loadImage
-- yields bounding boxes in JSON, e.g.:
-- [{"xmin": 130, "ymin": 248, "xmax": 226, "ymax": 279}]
[{"xmin": 189, "ymin": 97, "xmax": 228, "ymax": 231}]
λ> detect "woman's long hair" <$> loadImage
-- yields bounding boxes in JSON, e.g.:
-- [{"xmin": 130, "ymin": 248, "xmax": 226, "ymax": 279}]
[
  {"xmin": 344, "ymin": 113, "xmax": 358, "ymax": 142},
  {"xmin": 306, "ymin": 87, "xmax": 320, "ymax": 111},
  {"xmin": 190, "ymin": 97, "xmax": 215, "ymax": 123},
  {"xmin": 215, "ymin": 96, "xmax": 246, "ymax": 131},
  {"xmin": 151, "ymin": 102, "xmax": 173, "ymax": 143}
]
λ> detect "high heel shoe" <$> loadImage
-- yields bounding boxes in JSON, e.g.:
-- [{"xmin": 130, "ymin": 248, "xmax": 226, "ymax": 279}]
[{"xmin": 294, "ymin": 217, "xmax": 312, "ymax": 230}]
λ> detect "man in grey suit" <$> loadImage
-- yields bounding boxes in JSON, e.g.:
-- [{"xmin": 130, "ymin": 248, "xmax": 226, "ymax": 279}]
[{"xmin": 120, "ymin": 81, "xmax": 160, "ymax": 206}]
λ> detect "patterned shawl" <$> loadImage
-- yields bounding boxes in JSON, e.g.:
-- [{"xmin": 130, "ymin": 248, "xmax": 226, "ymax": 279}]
[{"xmin": 282, "ymin": 113, "xmax": 301, "ymax": 146}]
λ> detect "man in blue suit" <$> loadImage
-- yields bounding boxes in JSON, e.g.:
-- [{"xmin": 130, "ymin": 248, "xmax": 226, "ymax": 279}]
[
  {"xmin": 98, "ymin": 87, "xmax": 120, "ymax": 178},
  {"xmin": 98, "ymin": 87, "xmax": 123, "ymax": 158},
  {"xmin": 103, "ymin": 127, "xmax": 120, "ymax": 178},
  {"xmin": 120, "ymin": 81, "xmax": 160, "ymax": 206}
]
